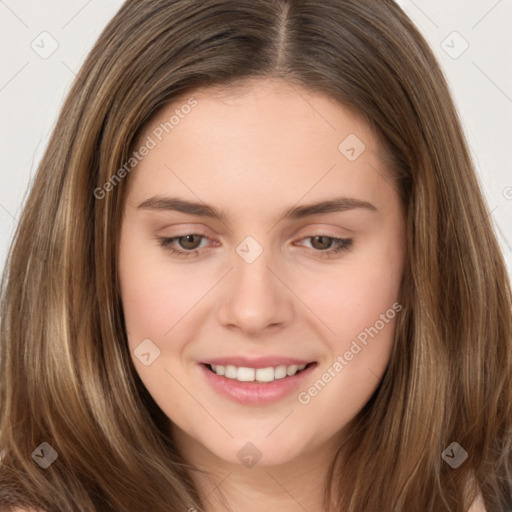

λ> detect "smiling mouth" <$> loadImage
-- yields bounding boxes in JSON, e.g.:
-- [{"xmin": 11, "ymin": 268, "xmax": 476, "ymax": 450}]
[{"xmin": 204, "ymin": 362, "xmax": 315, "ymax": 383}]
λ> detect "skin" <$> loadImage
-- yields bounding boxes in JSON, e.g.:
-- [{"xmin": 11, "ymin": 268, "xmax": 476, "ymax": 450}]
[{"xmin": 118, "ymin": 77, "xmax": 407, "ymax": 511}]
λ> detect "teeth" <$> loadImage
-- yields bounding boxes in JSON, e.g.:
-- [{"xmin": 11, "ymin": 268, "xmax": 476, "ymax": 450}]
[
  {"xmin": 209, "ymin": 363, "xmax": 308, "ymax": 382},
  {"xmin": 274, "ymin": 365, "xmax": 287, "ymax": 379},
  {"xmin": 286, "ymin": 364, "xmax": 298, "ymax": 376},
  {"xmin": 237, "ymin": 367, "xmax": 255, "ymax": 381},
  {"xmin": 225, "ymin": 365, "xmax": 237, "ymax": 379},
  {"xmin": 256, "ymin": 367, "xmax": 274, "ymax": 382}
]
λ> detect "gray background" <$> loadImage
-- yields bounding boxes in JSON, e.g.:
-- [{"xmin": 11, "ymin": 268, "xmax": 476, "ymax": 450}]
[{"xmin": 0, "ymin": 0, "xmax": 511, "ymax": 277}]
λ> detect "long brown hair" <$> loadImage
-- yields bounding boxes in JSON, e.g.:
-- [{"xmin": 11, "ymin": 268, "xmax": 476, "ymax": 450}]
[{"xmin": 1, "ymin": 1, "xmax": 511, "ymax": 511}]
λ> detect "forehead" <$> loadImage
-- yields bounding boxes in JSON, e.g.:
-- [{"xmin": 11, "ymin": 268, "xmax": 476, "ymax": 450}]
[{"xmin": 124, "ymin": 78, "xmax": 397, "ymax": 213}]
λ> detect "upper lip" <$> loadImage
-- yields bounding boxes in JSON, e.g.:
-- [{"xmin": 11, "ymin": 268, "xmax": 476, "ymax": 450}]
[{"xmin": 201, "ymin": 356, "xmax": 315, "ymax": 368}]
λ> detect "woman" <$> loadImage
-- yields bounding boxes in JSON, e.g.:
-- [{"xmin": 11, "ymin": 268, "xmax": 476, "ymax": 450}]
[{"xmin": 1, "ymin": 1, "xmax": 510, "ymax": 510}]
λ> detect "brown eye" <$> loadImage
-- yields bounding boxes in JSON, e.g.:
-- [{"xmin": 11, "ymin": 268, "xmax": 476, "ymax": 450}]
[
  {"xmin": 296, "ymin": 235, "xmax": 353, "ymax": 258},
  {"xmin": 177, "ymin": 234, "xmax": 203, "ymax": 250},
  {"xmin": 157, "ymin": 233, "xmax": 212, "ymax": 258},
  {"xmin": 310, "ymin": 236, "xmax": 335, "ymax": 250}
]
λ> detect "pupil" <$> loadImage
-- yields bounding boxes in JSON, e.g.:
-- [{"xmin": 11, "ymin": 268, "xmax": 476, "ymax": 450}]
[
  {"xmin": 181, "ymin": 235, "xmax": 199, "ymax": 249},
  {"xmin": 314, "ymin": 236, "xmax": 331, "ymax": 250}
]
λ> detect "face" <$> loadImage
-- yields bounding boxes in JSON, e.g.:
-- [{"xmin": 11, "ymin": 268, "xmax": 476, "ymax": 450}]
[{"xmin": 118, "ymin": 78, "xmax": 406, "ymax": 469}]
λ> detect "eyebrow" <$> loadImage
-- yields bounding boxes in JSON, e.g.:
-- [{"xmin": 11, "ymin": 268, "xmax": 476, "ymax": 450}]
[{"xmin": 137, "ymin": 195, "xmax": 377, "ymax": 222}]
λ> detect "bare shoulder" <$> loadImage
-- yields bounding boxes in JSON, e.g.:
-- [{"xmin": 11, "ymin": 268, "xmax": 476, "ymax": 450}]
[
  {"xmin": 465, "ymin": 470, "xmax": 486, "ymax": 512},
  {"xmin": 468, "ymin": 492, "xmax": 487, "ymax": 512},
  {"xmin": 7, "ymin": 508, "xmax": 46, "ymax": 512}
]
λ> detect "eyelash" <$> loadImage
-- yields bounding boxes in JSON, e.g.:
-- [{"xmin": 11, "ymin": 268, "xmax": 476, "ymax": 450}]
[{"xmin": 157, "ymin": 234, "xmax": 353, "ymax": 259}]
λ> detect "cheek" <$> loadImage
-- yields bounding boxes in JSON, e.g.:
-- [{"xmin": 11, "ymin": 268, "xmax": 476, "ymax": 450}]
[
  {"xmin": 118, "ymin": 243, "xmax": 201, "ymax": 420},
  {"xmin": 294, "ymin": 241, "xmax": 403, "ymax": 426},
  {"xmin": 302, "ymin": 238, "xmax": 404, "ymax": 344},
  {"xmin": 121, "ymin": 273, "xmax": 192, "ymax": 341},
  {"xmin": 118, "ymin": 232, "xmax": 200, "ymax": 343}
]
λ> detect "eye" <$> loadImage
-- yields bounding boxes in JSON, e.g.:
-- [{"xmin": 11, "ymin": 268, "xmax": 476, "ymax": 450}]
[
  {"xmin": 157, "ymin": 234, "xmax": 353, "ymax": 259},
  {"xmin": 157, "ymin": 234, "xmax": 210, "ymax": 258},
  {"xmin": 295, "ymin": 235, "xmax": 353, "ymax": 258}
]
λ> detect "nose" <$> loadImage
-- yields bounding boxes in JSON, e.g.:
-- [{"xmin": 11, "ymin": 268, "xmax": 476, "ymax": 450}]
[{"xmin": 217, "ymin": 246, "xmax": 294, "ymax": 336}]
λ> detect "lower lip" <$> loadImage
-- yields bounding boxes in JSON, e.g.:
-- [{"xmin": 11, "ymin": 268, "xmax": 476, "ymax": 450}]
[{"xmin": 199, "ymin": 363, "xmax": 317, "ymax": 405}]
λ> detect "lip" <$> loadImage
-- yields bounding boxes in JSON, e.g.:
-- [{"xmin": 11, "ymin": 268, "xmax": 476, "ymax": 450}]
[
  {"xmin": 200, "ymin": 356, "xmax": 312, "ymax": 368},
  {"xmin": 199, "ymin": 360, "xmax": 317, "ymax": 405}
]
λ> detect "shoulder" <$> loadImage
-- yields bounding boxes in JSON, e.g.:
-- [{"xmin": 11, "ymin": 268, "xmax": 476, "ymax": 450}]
[
  {"xmin": 468, "ymin": 492, "xmax": 486, "ymax": 512},
  {"xmin": 7, "ymin": 508, "xmax": 46, "ymax": 512},
  {"xmin": 464, "ymin": 470, "xmax": 486, "ymax": 512}
]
